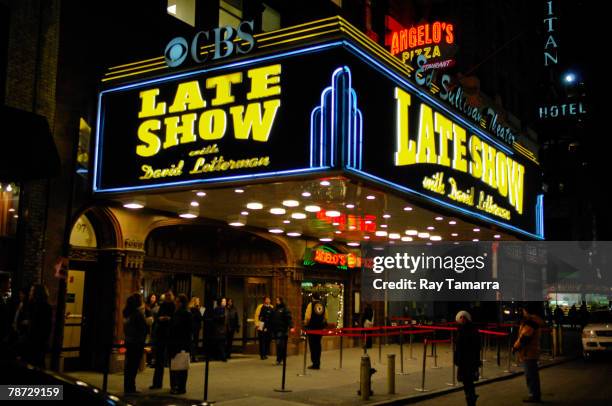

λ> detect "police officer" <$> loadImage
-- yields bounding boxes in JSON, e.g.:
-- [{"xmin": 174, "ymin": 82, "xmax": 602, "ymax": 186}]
[{"xmin": 304, "ymin": 294, "xmax": 328, "ymax": 369}]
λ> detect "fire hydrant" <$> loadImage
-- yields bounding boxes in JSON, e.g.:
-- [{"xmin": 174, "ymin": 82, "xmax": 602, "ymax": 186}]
[{"xmin": 358, "ymin": 354, "xmax": 377, "ymax": 400}]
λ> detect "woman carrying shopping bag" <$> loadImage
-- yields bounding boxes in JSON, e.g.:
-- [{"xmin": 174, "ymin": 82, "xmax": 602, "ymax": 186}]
[{"xmin": 169, "ymin": 294, "xmax": 193, "ymax": 395}]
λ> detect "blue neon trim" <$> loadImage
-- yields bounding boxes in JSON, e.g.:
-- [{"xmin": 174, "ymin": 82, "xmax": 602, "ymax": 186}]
[
  {"xmin": 346, "ymin": 167, "xmax": 543, "ymax": 240},
  {"xmin": 340, "ymin": 40, "xmax": 515, "ymax": 156},
  {"xmin": 92, "ymin": 166, "xmax": 331, "ymax": 193},
  {"xmin": 536, "ymin": 194, "xmax": 545, "ymax": 239}
]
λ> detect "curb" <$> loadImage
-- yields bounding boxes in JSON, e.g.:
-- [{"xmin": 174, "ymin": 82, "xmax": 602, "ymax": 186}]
[{"xmin": 370, "ymin": 356, "xmax": 577, "ymax": 405}]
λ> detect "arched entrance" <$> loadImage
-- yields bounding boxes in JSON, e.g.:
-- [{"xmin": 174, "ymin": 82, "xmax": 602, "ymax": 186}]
[{"xmin": 143, "ymin": 223, "xmax": 289, "ymax": 353}]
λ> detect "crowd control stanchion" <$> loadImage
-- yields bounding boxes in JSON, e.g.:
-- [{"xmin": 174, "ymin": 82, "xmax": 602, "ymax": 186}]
[
  {"xmin": 504, "ymin": 335, "xmax": 513, "ymax": 373},
  {"xmin": 480, "ymin": 337, "xmax": 485, "ymax": 379},
  {"xmin": 387, "ymin": 354, "xmax": 396, "ymax": 394},
  {"xmin": 398, "ymin": 328, "xmax": 406, "ymax": 375},
  {"xmin": 447, "ymin": 333, "xmax": 456, "ymax": 386},
  {"xmin": 415, "ymin": 338, "xmax": 429, "ymax": 392},
  {"xmin": 297, "ymin": 330, "xmax": 309, "ymax": 377},
  {"xmin": 202, "ymin": 354, "xmax": 215, "ymax": 405},
  {"xmin": 336, "ymin": 333, "xmax": 344, "ymax": 370},
  {"xmin": 274, "ymin": 339, "xmax": 292, "ymax": 393},
  {"xmin": 378, "ymin": 327, "xmax": 383, "ymax": 364},
  {"xmin": 409, "ymin": 332, "xmax": 416, "ymax": 360}
]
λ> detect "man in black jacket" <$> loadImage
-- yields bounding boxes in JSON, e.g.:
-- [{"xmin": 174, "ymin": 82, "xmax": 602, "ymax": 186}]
[
  {"xmin": 225, "ymin": 298, "xmax": 240, "ymax": 359},
  {"xmin": 303, "ymin": 294, "xmax": 327, "ymax": 370},
  {"xmin": 150, "ymin": 290, "xmax": 175, "ymax": 389},
  {"xmin": 454, "ymin": 310, "xmax": 481, "ymax": 406},
  {"xmin": 169, "ymin": 294, "xmax": 192, "ymax": 394},
  {"xmin": 271, "ymin": 297, "xmax": 293, "ymax": 365}
]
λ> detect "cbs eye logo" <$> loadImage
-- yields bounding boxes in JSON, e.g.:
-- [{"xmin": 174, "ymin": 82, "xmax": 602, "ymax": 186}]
[{"xmin": 164, "ymin": 37, "xmax": 189, "ymax": 68}]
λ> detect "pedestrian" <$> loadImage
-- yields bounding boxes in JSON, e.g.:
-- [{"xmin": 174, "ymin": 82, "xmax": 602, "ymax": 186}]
[
  {"xmin": 225, "ymin": 298, "xmax": 240, "ymax": 359},
  {"xmin": 303, "ymin": 294, "xmax": 327, "ymax": 370},
  {"xmin": 213, "ymin": 298, "xmax": 228, "ymax": 361},
  {"xmin": 360, "ymin": 303, "xmax": 374, "ymax": 349},
  {"xmin": 270, "ymin": 297, "xmax": 293, "ymax": 365},
  {"xmin": 122, "ymin": 292, "xmax": 147, "ymax": 394},
  {"xmin": 454, "ymin": 310, "xmax": 481, "ymax": 406},
  {"xmin": 513, "ymin": 303, "xmax": 544, "ymax": 403},
  {"xmin": 579, "ymin": 302, "xmax": 589, "ymax": 328},
  {"xmin": 189, "ymin": 297, "xmax": 203, "ymax": 362},
  {"xmin": 553, "ymin": 305, "xmax": 564, "ymax": 327},
  {"xmin": 254, "ymin": 296, "xmax": 273, "ymax": 360},
  {"xmin": 144, "ymin": 293, "xmax": 158, "ymax": 367},
  {"xmin": 23, "ymin": 284, "xmax": 52, "ymax": 368},
  {"xmin": 169, "ymin": 294, "xmax": 192, "ymax": 395},
  {"xmin": 568, "ymin": 304, "xmax": 578, "ymax": 329},
  {"xmin": 150, "ymin": 290, "xmax": 175, "ymax": 390},
  {"xmin": 10, "ymin": 287, "xmax": 29, "ymax": 359}
]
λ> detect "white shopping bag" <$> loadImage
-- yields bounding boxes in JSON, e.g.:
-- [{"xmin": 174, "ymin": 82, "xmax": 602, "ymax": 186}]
[{"xmin": 170, "ymin": 351, "xmax": 190, "ymax": 371}]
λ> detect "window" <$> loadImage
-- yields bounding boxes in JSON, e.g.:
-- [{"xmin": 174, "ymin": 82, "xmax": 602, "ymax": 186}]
[
  {"xmin": 0, "ymin": 182, "xmax": 19, "ymax": 237},
  {"xmin": 167, "ymin": 0, "xmax": 196, "ymax": 26},
  {"xmin": 262, "ymin": 3, "xmax": 281, "ymax": 32},
  {"xmin": 220, "ymin": 0, "xmax": 243, "ymax": 27}
]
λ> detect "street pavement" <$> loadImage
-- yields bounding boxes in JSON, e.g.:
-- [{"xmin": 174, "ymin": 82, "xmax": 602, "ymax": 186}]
[
  {"xmin": 66, "ymin": 336, "xmax": 568, "ymax": 405},
  {"xmin": 413, "ymin": 357, "xmax": 612, "ymax": 406}
]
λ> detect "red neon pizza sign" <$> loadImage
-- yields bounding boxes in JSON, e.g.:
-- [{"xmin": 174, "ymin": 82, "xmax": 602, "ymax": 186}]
[
  {"xmin": 314, "ymin": 249, "xmax": 363, "ymax": 268},
  {"xmin": 315, "ymin": 211, "xmax": 377, "ymax": 232},
  {"xmin": 389, "ymin": 21, "xmax": 455, "ymax": 56}
]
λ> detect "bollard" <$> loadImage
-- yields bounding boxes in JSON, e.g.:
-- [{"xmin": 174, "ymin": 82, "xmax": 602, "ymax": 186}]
[
  {"xmin": 274, "ymin": 338, "xmax": 292, "ymax": 393},
  {"xmin": 399, "ymin": 329, "xmax": 406, "ymax": 374},
  {"xmin": 337, "ymin": 334, "xmax": 343, "ymax": 370},
  {"xmin": 387, "ymin": 354, "xmax": 396, "ymax": 394},
  {"xmin": 415, "ymin": 339, "xmax": 428, "ymax": 392},
  {"xmin": 297, "ymin": 333, "xmax": 309, "ymax": 377},
  {"xmin": 504, "ymin": 336, "xmax": 513, "ymax": 373},
  {"xmin": 447, "ymin": 333, "xmax": 456, "ymax": 386},
  {"xmin": 359, "ymin": 355, "xmax": 373, "ymax": 400}
]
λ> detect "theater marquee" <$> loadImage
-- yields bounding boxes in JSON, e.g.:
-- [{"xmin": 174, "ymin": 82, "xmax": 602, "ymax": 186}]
[{"xmin": 94, "ymin": 17, "xmax": 542, "ymax": 239}]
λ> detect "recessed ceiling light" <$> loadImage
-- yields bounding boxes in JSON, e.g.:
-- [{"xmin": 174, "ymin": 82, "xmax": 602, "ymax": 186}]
[
  {"xmin": 228, "ymin": 221, "xmax": 245, "ymax": 227},
  {"xmin": 494, "ymin": 234, "xmax": 501, "ymax": 239},
  {"xmin": 363, "ymin": 235, "xmax": 371, "ymax": 240},
  {"xmin": 472, "ymin": 238, "xmax": 479, "ymax": 242},
  {"xmin": 305, "ymin": 205, "xmax": 321, "ymax": 212},
  {"xmin": 282, "ymin": 199, "xmax": 300, "ymax": 207},
  {"xmin": 375, "ymin": 230, "xmax": 388, "ymax": 237},
  {"xmin": 347, "ymin": 242, "xmax": 360, "ymax": 247},
  {"xmin": 449, "ymin": 220, "xmax": 457, "ymax": 225},
  {"xmin": 123, "ymin": 200, "xmax": 144, "ymax": 209},
  {"xmin": 389, "ymin": 233, "xmax": 401, "ymax": 239},
  {"xmin": 270, "ymin": 207, "xmax": 286, "ymax": 215},
  {"xmin": 365, "ymin": 220, "xmax": 373, "ymax": 224},
  {"xmin": 286, "ymin": 232, "xmax": 301, "ymax": 237},
  {"xmin": 403, "ymin": 206, "xmax": 413, "ymax": 211},
  {"xmin": 426, "ymin": 242, "xmax": 432, "ymax": 246},
  {"xmin": 390, "ymin": 241, "xmax": 396, "ymax": 245},
  {"xmin": 435, "ymin": 216, "xmax": 443, "ymax": 221},
  {"xmin": 366, "ymin": 195, "xmax": 376, "ymax": 200},
  {"xmin": 246, "ymin": 202, "xmax": 263, "ymax": 210},
  {"xmin": 241, "ymin": 211, "xmax": 249, "ymax": 216},
  {"xmin": 430, "ymin": 236, "xmax": 442, "ymax": 241},
  {"xmin": 319, "ymin": 237, "xmax": 333, "ymax": 242},
  {"xmin": 405, "ymin": 229, "xmax": 418, "ymax": 236},
  {"xmin": 234, "ymin": 189, "xmax": 244, "ymax": 193},
  {"xmin": 451, "ymin": 233, "xmax": 459, "ymax": 237},
  {"xmin": 301, "ymin": 191, "xmax": 311, "ymax": 197},
  {"xmin": 291, "ymin": 212, "xmax": 307, "ymax": 219},
  {"xmin": 418, "ymin": 232, "xmax": 430, "ymax": 238},
  {"xmin": 334, "ymin": 230, "xmax": 341, "ymax": 234},
  {"xmin": 380, "ymin": 224, "xmax": 388, "ymax": 228},
  {"xmin": 196, "ymin": 191, "xmax": 206, "ymax": 197},
  {"xmin": 269, "ymin": 228, "xmax": 284, "ymax": 234},
  {"xmin": 473, "ymin": 228, "xmax": 480, "ymax": 232},
  {"xmin": 345, "ymin": 203, "xmax": 355, "ymax": 209},
  {"xmin": 167, "ymin": 4, "xmax": 177, "ymax": 14},
  {"xmin": 348, "ymin": 225, "xmax": 356, "ymax": 230},
  {"xmin": 373, "ymin": 246, "xmax": 384, "ymax": 251},
  {"xmin": 383, "ymin": 214, "xmax": 391, "ymax": 219},
  {"xmin": 401, "ymin": 236, "xmax": 413, "ymax": 242},
  {"xmin": 320, "ymin": 180, "xmax": 331, "ymax": 186},
  {"xmin": 8, "ymin": 208, "xmax": 15, "ymax": 212},
  {"xmin": 454, "ymin": 241, "xmax": 460, "ymax": 245},
  {"xmin": 283, "ymin": 220, "xmax": 291, "ymax": 224},
  {"xmin": 332, "ymin": 222, "xmax": 340, "ymax": 226},
  {"xmin": 190, "ymin": 201, "xmax": 199, "ymax": 207},
  {"xmin": 427, "ymin": 226, "xmax": 435, "ymax": 230},
  {"xmin": 179, "ymin": 212, "xmax": 197, "ymax": 219},
  {"xmin": 325, "ymin": 210, "xmax": 341, "ymax": 217},
  {"xmin": 13, "ymin": 214, "xmax": 18, "ymax": 219}
]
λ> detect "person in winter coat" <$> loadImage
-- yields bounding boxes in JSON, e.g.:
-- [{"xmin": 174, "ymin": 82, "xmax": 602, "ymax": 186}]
[
  {"xmin": 254, "ymin": 297, "xmax": 273, "ymax": 360},
  {"xmin": 189, "ymin": 297, "xmax": 203, "ymax": 362},
  {"xmin": 169, "ymin": 294, "xmax": 192, "ymax": 394},
  {"xmin": 225, "ymin": 298, "xmax": 240, "ymax": 359},
  {"xmin": 270, "ymin": 297, "xmax": 293, "ymax": 365},
  {"xmin": 122, "ymin": 293, "xmax": 147, "ymax": 393},
  {"xmin": 213, "ymin": 298, "xmax": 228, "ymax": 361},
  {"xmin": 513, "ymin": 303, "xmax": 544, "ymax": 403},
  {"xmin": 360, "ymin": 303, "xmax": 374, "ymax": 349},
  {"xmin": 150, "ymin": 290, "xmax": 175, "ymax": 389},
  {"xmin": 303, "ymin": 294, "xmax": 327, "ymax": 369},
  {"xmin": 23, "ymin": 284, "xmax": 52, "ymax": 368},
  {"xmin": 454, "ymin": 310, "xmax": 481, "ymax": 406}
]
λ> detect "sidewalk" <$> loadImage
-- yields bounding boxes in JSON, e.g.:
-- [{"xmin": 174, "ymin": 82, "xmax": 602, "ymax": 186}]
[{"xmin": 66, "ymin": 339, "xmax": 566, "ymax": 405}]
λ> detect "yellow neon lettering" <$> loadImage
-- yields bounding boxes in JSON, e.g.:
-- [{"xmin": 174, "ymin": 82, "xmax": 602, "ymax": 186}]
[
  {"xmin": 481, "ymin": 141, "xmax": 497, "ymax": 188},
  {"xmin": 168, "ymin": 81, "xmax": 206, "ymax": 113},
  {"xmin": 206, "ymin": 72, "xmax": 243, "ymax": 106},
  {"xmin": 136, "ymin": 120, "xmax": 162, "ymax": 157},
  {"xmin": 138, "ymin": 88, "xmax": 166, "ymax": 118},
  {"xmin": 198, "ymin": 109, "xmax": 227, "ymax": 140},
  {"xmin": 394, "ymin": 87, "xmax": 416, "ymax": 165},
  {"xmin": 496, "ymin": 151, "xmax": 508, "ymax": 197},
  {"xmin": 247, "ymin": 64, "xmax": 281, "ymax": 100},
  {"xmin": 230, "ymin": 100, "xmax": 281, "ymax": 142},
  {"xmin": 506, "ymin": 157, "xmax": 525, "ymax": 214},
  {"xmin": 435, "ymin": 112, "xmax": 452, "ymax": 167},
  {"xmin": 469, "ymin": 135, "xmax": 483, "ymax": 178},
  {"xmin": 452, "ymin": 125, "xmax": 467, "ymax": 172},
  {"xmin": 163, "ymin": 113, "xmax": 197, "ymax": 149},
  {"xmin": 417, "ymin": 104, "xmax": 437, "ymax": 164}
]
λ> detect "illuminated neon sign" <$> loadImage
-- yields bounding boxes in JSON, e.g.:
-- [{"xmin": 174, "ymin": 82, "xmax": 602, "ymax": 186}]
[
  {"xmin": 303, "ymin": 245, "xmax": 364, "ymax": 269},
  {"xmin": 389, "ymin": 21, "xmax": 455, "ymax": 56}
]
